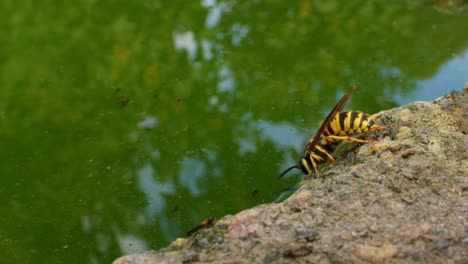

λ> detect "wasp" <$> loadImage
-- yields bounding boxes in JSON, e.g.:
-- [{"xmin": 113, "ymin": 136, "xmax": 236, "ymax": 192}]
[{"xmin": 279, "ymin": 85, "xmax": 387, "ymax": 177}]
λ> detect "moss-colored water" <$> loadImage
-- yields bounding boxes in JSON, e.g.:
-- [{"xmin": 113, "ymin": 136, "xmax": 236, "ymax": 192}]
[{"xmin": 0, "ymin": 1, "xmax": 467, "ymax": 263}]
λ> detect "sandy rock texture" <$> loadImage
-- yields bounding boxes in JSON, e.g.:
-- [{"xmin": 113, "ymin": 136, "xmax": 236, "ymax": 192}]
[{"xmin": 114, "ymin": 85, "xmax": 468, "ymax": 264}]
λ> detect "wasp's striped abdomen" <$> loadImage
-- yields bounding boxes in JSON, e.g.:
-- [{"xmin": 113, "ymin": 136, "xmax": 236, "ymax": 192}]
[{"xmin": 325, "ymin": 111, "xmax": 378, "ymax": 139}]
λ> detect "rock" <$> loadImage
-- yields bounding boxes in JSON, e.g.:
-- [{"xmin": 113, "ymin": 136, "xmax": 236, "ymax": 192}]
[
  {"xmin": 355, "ymin": 243, "xmax": 397, "ymax": 262},
  {"xmin": 114, "ymin": 85, "xmax": 468, "ymax": 264}
]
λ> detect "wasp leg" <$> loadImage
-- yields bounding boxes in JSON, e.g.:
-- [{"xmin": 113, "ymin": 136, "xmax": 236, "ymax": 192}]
[
  {"xmin": 314, "ymin": 145, "xmax": 336, "ymax": 163},
  {"xmin": 301, "ymin": 158, "xmax": 314, "ymax": 175},
  {"xmin": 311, "ymin": 156, "xmax": 319, "ymax": 175},
  {"xmin": 326, "ymin": 135, "xmax": 376, "ymax": 143},
  {"xmin": 307, "ymin": 153, "xmax": 321, "ymax": 174},
  {"xmin": 373, "ymin": 125, "xmax": 392, "ymax": 131},
  {"xmin": 370, "ymin": 115, "xmax": 393, "ymax": 131},
  {"xmin": 371, "ymin": 124, "xmax": 392, "ymax": 132}
]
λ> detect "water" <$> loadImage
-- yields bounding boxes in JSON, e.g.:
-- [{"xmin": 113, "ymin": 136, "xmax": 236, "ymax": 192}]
[{"xmin": 1, "ymin": 1, "xmax": 467, "ymax": 263}]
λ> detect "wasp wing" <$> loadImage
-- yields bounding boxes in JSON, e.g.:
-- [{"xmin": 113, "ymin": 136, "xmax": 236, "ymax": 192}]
[{"xmin": 305, "ymin": 85, "xmax": 356, "ymax": 152}]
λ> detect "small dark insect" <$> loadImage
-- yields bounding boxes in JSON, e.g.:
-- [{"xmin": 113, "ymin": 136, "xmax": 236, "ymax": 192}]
[
  {"xmin": 114, "ymin": 88, "xmax": 130, "ymax": 106},
  {"xmin": 117, "ymin": 95, "xmax": 130, "ymax": 106},
  {"xmin": 280, "ymin": 85, "xmax": 389, "ymax": 177},
  {"xmin": 250, "ymin": 189, "xmax": 259, "ymax": 197},
  {"xmin": 187, "ymin": 216, "xmax": 217, "ymax": 236}
]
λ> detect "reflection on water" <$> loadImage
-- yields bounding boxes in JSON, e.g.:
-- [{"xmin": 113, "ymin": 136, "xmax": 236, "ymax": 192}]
[
  {"xmin": 1, "ymin": 1, "xmax": 468, "ymax": 263},
  {"xmin": 117, "ymin": 233, "xmax": 148, "ymax": 256},
  {"xmin": 410, "ymin": 49, "xmax": 468, "ymax": 104},
  {"xmin": 179, "ymin": 157, "xmax": 207, "ymax": 196},
  {"xmin": 137, "ymin": 164, "xmax": 174, "ymax": 218},
  {"xmin": 218, "ymin": 66, "xmax": 236, "ymax": 92},
  {"xmin": 138, "ymin": 116, "xmax": 158, "ymax": 130},
  {"xmin": 203, "ymin": 0, "xmax": 225, "ymax": 28},
  {"xmin": 173, "ymin": 32, "xmax": 197, "ymax": 60}
]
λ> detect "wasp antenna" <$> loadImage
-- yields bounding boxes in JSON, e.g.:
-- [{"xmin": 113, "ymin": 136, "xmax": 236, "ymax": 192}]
[{"xmin": 279, "ymin": 164, "xmax": 300, "ymax": 178}]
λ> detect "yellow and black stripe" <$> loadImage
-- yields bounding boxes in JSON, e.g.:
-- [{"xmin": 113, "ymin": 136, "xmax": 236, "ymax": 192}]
[
  {"xmin": 280, "ymin": 86, "xmax": 387, "ymax": 178},
  {"xmin": 325, "ymin": 111, "xmax": 378, "ymax": 138}
]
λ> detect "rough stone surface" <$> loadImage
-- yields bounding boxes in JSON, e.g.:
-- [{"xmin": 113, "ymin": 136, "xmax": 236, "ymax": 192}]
[{"xmin": 114, "ymin": 85, "xmax": 468, "ymax": 264}]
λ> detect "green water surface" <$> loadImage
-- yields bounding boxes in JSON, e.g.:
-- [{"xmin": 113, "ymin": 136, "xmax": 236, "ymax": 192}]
[{"xmin": 1, "ymin": 1, "xmax": 467, "ymax": 263}]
